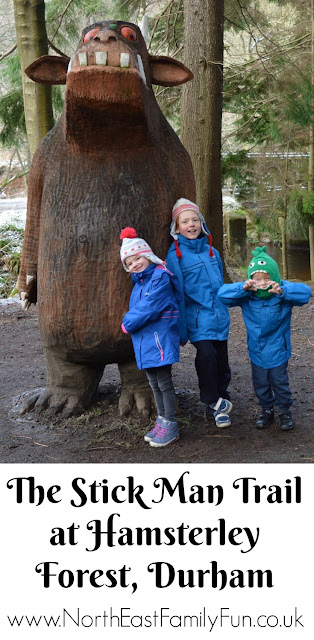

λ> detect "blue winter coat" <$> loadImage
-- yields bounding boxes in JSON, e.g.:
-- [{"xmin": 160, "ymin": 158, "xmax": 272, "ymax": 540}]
[
  {"xmin": 218, "ymin": 280, "xmax": 311, "ymax": 368},
  {"xmin": 122, "ymin": 263, "xmax": 182, "ymax": 370},
  {"xmin": 166, "ymin": 234, "xmax": 230, "ymax": 343}
]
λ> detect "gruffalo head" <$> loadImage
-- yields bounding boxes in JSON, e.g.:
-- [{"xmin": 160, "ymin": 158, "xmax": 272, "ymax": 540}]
[
  {"xmin": 25, "ymin": 21, "xmax": 193, "ymax": 153},
  {"xmin": 25, "ymin": 20, "xmax": 193, "ymax": 102}
]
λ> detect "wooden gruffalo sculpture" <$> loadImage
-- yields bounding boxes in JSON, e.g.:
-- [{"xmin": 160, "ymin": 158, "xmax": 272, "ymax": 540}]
[{"xmin": 17, "ymin": 20, "xmax": 196, "ymax": 418}]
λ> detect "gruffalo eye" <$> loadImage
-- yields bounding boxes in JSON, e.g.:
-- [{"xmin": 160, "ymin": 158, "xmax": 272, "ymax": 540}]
[
  {"xmin": 120, "ymin": 26, "xmax": 137, "ymax": 41},
  {"xmin": 83, "ymin": 28, "xmax": 100, "ymax": 43},
  {"xmin": 258, "ymin": 260, "xmax": 267, "ymax": 265}
]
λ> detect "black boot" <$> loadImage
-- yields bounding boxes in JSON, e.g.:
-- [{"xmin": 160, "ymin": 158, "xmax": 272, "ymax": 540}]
[
  {"xmin": 256, "ymin": 408, "xmax": 274, "ymax": 429},
  {"xmin": 279, "ymin": 409, "xmax": 294, "ymax": 431}
]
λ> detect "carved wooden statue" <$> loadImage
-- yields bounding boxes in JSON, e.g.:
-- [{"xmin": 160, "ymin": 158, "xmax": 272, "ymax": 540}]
[{"xmin": 18, "ymin": 20, "xmax": 195, "ymax": 417}]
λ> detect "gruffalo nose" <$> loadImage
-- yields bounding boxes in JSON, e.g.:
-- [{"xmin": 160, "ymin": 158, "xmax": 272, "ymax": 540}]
[{"xmin": 94, "ymin": 29, "xmax": 118, "ymax": 44}]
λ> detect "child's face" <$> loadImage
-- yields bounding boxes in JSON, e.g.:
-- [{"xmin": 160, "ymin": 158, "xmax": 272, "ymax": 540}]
[
  {"xmin": 176, "ymin": 210, "xmax": 202, "ymax": 239},
  {"xmin": 125, "ymin": 254, "xmax": 151, "ymax": 273},
  {"xmin": 252, "ymin": 271, "xmax": 271, "ymax": 290}
]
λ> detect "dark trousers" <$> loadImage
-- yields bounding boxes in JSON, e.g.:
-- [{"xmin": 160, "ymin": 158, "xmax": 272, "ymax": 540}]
[
  {"xmin": 251, "ymin": 361, "xmax": 292, "ymax": 411},
  {"xmin": 192, "ymin": 339, "xmax": 231, "ymax": 405},
  {"xmin": 145, "ymin": 364, "xmax": 177, "ymax": 422}
]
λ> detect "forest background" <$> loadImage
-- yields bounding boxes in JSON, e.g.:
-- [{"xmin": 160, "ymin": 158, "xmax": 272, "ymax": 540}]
[{"xmin": 0, "ymin": 0, "xmax": 314, "ymax": 298}]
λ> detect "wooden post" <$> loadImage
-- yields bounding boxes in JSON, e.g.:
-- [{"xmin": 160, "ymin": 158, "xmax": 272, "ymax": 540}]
[
  {"xmin": 278, "ymin": 215, "xmax": 288, "ymax": 279},
  {"xmin": 227, "ymin": 217, "xmax": 247, "ymax": 263}
]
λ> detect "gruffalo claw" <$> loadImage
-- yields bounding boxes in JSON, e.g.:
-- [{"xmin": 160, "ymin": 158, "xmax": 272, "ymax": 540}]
[
  {"xmin": 9, "ymin": 388, "xmax": 44, "ymax": 418},
  {"xmin": 10, "ymin": 388, "xmax": 88, "ymax": 419},
  {"xmin": 118, "ymin": 388, "xmax": 152, "ymax": 419},
  {"xmin": 118, "ymin": 362, "xmax": 153, "ymax": 418}
]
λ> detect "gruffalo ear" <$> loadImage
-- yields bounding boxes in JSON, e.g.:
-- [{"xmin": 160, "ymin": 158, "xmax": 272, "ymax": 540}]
[
  {"xmin": 25, "ymin": 55, "xmax": 70, "ymax": 85},
  {"xmin": 149, "ymin": 55, "xmax": 193, "ymax": 87}
]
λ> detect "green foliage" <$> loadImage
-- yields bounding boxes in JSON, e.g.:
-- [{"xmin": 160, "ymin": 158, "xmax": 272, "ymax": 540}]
[
  {"xmin": 266, "ymin": 206, "xmax": 282, "ymax": 240},
  {"xmin": 254, "ymin": 214, "xmax": 270, "ymax": 234},
  {"xmin": 301, "ymin": 190, "xmax": 314, "ymax": 224},
  {"xmin": 148, "ymin": 0, "xmax": 183, "ymax": 54},
  {"xmin": 148, "ymin": 1, "xmax": 184, "ymax": 133},
  {"xmin": 51, "ymin": 85, "xmax": 65, "ymax": 121},
  {"xmin": 224, "ymin": 0, "xmax": 268, "ymax": 32},
  {"xmin": 224, "ymin": 0, "xmax": 312, "ymax": 148},
  {"xmin": 108, "ymin": 0, "xmax": 142, "ymax": 22},
  {"xmin": 0, "ymin": 54, "xmax": 26, "ymax": 147},
  {"xmin": 222, "ymin": 0, "xmax": 312, "ymax": 245},
  {"xmin": 0, "ymin": 223, "xmax": 24, "ymax": 298},
  {"xmin": 45, "ymin": 0, "xmax": 108, "ymax": 54},
  {"xmin": 0, "ymin": 89, "xmax": 26, "ymax": 147},
  {"xmin": 285, "ymin": 188, "xmax": 312, "ymax": 238},
  {"xmin": 284, "ymin": 79, "xmax": 314, "ymax": 128},
  {"xmin": 232, "ymin": 209, "xmax": 247, "ymax": 217},
  {"xmin": 221, "ymin": 150, "xmax": 254, "ymax": 199},
  {"xmin": 224, "ymin": 63, "xmax": 286, "ymax": 145}
]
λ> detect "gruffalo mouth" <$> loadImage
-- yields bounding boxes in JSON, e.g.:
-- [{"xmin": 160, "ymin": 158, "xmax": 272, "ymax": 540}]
[{"xmin": 17, "ymin": 20, "xmax": 195, "ymax": 419}]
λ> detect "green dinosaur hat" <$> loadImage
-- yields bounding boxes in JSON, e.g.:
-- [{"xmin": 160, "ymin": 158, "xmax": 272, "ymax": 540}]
[{"xmin": 248, "ymin": 246, "xmax": 281, "ymax": 299}]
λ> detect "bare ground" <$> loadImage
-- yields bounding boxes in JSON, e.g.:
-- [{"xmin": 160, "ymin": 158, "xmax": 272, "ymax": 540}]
[{"xmin": 0, "ymin": 286, "xmax": 313, "ymax": 465}]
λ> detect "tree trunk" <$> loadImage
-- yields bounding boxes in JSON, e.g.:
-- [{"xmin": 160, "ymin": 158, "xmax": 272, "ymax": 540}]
[
  {"xmin": 281, "ymin": 146, "xmax": 289, "ymax": 279},
  {"xmin": 181, "ymin": 0, "xmax": 224, "ymax": 255},
  {"xmin": 13, "ymin": 0, "xmax": 54, "ymax": 159},
  {"xmin": 309, "ymin": 0, "xmax": 314, "ymax": 280},
  {"xmin": 309, "ymin": 224, "xmax": 314, "ymax": 280}
]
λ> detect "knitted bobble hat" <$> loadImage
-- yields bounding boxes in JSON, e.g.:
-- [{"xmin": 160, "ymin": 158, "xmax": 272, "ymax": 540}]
[
  {"xmin": 248, "ymin": 246, "xmax": 281, "ymax": 299},
  {"xmin": 170, "ymin": 198, "xmax": 213, "ymax": 258},
  {"xmin": 120, "ymin": 227, "xmax": 164, "ymax": 272}
]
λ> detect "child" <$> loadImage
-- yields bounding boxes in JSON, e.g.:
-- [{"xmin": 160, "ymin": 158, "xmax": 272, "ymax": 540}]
[
  {"xmin": 120, "ymin": 227, "xmax": 182, "ymax": 447},
  {"xmin": 218, "ymin": 246, "xmax": 311, "ymax": 430},
  {"xmin": 165, "ymin": 198, "xmax": 232, "ymax": 428}
]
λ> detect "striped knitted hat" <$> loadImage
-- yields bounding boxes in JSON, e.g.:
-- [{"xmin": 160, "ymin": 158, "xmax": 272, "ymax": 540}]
[
  {"xmin": 170, "ymin": 198, "xmax": 213, "ymax": 258},
  {"xmin": 120, "ymin": 227, "xmax": 164, "ymax": 272}
]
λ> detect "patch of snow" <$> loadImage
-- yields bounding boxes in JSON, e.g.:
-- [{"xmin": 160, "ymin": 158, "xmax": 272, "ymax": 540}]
[
  {"xmin": 0, "ymin": 200, "xmax": 27, "ymax": 302},
  {"xmin": 0, "ymin": 198, "xmax": 27, "ymax": 228},
  {"xmin": 0, "ymin": 294, "xmax": 21, "ymax": 306},
  {"xmin": 222, "ymin": 195, "xmax": 239, "ymax": 210}
]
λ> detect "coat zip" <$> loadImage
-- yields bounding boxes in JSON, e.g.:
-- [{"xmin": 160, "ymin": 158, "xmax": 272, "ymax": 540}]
[{"xmin": 154, "ymin": 332, "xmax": 164, "ymax": 361}]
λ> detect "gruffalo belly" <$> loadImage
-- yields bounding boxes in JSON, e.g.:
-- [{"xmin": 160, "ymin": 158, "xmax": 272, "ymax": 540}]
[{"xmin": 17, "ymin": 20, "xmax": 195, "ymax": 418}]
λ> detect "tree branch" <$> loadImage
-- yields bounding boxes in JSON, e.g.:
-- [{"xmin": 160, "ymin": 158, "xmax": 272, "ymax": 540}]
[
  {"xmin": 0, "ymin": 43, "xmax": 17, "ymax": 62},
  {"xmin": 48, "ymin": 40, "xmax": 68, "ymax": 58},
  {"xmin": 50, "ymin": 0, "xmax": 76, "ymax": 43}
]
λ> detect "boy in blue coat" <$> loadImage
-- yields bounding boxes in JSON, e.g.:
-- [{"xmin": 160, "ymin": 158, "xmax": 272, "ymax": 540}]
[
  {"xmin": 166, "ymin": 199, "xmax": 232, "ymax": 428},
  {"xmin": 218, "ymin": 246, "xmax": 311, "ymax": 430},
  {"xmin": 120, "ymin": 227, "xmax": 182, "ymax": 447}
]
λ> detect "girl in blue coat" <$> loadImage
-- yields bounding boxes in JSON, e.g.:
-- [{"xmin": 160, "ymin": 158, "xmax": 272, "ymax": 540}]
[
  {"xmin": 120, "ymin": 227, "xmax": 182, "ymax": 447},
  {"xmin": 166, "ymin": 199, "xmax": 232, "ymax": 428},
  {"xmin": 218, "ymin": 246, "xmax": 311, "ymax": 430}
]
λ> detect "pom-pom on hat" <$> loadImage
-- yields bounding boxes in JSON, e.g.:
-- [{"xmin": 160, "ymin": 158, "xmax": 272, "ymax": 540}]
[
  {"xmin": 120, "ymin": 227, "xmax": 164, "ymax": 272},
  {"xmin": 170, "ymin": 198, "xmax": 213, "ymax": 258}
]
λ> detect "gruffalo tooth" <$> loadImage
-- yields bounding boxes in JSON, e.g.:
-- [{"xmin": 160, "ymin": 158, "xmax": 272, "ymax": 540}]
[{"xmin": 17, "ymin": 20, "xmax": 195, "ymax": 418}]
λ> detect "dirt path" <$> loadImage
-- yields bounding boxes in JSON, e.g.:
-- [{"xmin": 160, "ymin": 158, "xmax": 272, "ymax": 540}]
[{"xmin": 0, "ymin": 290, "xmax": 313, "ymax": 464}]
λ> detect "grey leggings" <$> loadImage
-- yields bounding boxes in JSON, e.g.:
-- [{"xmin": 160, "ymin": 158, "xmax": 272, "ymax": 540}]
[{"xmin": 145, "ymin": 365, "xmax": 177, "ymax": 422}]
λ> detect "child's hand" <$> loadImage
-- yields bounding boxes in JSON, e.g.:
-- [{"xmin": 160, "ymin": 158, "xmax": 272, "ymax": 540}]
[
  {"xmin": 121, "ymin": 322, "xmax": 129, "ymax": 334},
  {"xmin": 268, "ymin": 281, "xmax": 283, "ymax": 295},
  {"xmin": 243, "ymin": 279, "xmax": 257, "ymax": 291}
]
